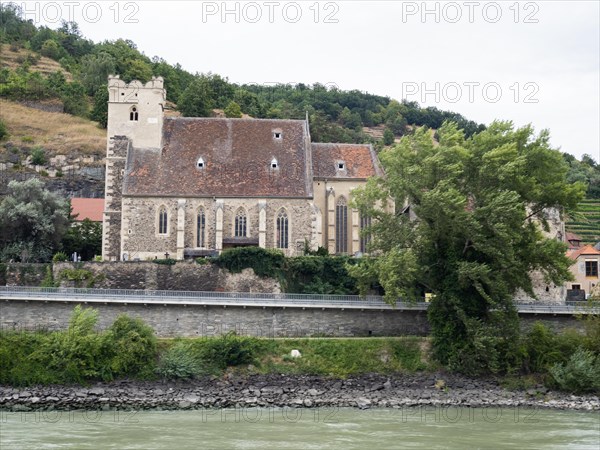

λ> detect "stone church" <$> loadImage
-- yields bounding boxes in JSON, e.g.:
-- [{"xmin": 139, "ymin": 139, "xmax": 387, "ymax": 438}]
[{"xmin": 102, "ymin": 76, "xmax": 387, "ymax": 261}]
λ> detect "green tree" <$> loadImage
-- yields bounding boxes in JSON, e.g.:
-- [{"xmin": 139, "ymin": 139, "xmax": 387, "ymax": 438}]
[
  {"xmin": 383, "ymin": 127, "xmax": 395, "ymax": 146},
  {"xmin": 0, "ymin": 178, "xmax": 70, "ymax": 262},
  {"xmin": 79, "ymin": 52, "xmax": 116, "ymax": 95},
  {"xmin": 178, "ymin": 77, "xmax": 215, "ymax": 117},
  {"xmin": 224, "ymin": 100, "xmax": 242, "ymax": 118},
  {"xmin": 90, "ymin": 84, "xmax": 109, "ymax": 128},
  {"xmin": 61, "ymin": 81, "xmax": 88, "ymax": 117},
  {"xmin": 350, "ymin": 121, "xmax": 585, "ymax": 375},
  {"xmin": 40, "ymin": 39, "xmax": 61, "ymax": 59},
  {"xmin": 61, "ymin": 218, "xmax": 102, "ymax": 261}
]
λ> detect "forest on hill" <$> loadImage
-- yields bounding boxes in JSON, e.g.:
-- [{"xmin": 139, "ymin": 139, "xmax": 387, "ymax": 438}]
[{"xmin": 0, "ymin": 2, "xmax": 598, "ymax": 199}]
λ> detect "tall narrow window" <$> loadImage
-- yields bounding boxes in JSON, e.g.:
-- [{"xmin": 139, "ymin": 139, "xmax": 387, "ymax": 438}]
[
  {"xmin": 129, "ymin": 106, "xmax": 139, "ymax": 121},
  {"xmin": 585, "ymin": 260, "xmax": 598, "ymax": 277},
  {"xmin": 335, "ymin": 197, "xmax": 348, "ymax": 254},
  {"xmin": 197, "ymin": 208, "xmax": 206, "ymax": 247},
  {"xmin": 235, "ymin": 208, "xmax": 247, "ymax": 237},
  {"xmin": 360, "ymin": 214, "xmax": 372, "ymax": 253},
  {"xmin": 158, "ymin": 207, "xmax": 168, "ymax": 235},
  {"xmin": 276, "ymin": 209, "xmax": 289, "ymax": 249}
]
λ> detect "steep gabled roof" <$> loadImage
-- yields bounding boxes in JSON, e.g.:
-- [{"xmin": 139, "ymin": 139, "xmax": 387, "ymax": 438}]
[
  {"xmin": 123, "ymin": 118, "xmax": 313, "ymax": 198},
  {"xmin": 567, "ymin": 244, "xmax": 600, "ymax": 260},
  {"xmin": 311, "ymin": 143, "xmax": 383, "ymax": 179},
  {"xmin": 70, "ymin": 198, "xmax": 104, "ymax": 222}
]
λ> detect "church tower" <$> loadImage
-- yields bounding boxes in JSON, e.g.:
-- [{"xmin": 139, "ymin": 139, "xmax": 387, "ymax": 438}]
[
  {"xmin": 106, "ymin": 75, "xmax": 165, "ymax": 148},
  {"xmin": 102, "ymin": 76, "xmax": 166, "ymax": 260}
]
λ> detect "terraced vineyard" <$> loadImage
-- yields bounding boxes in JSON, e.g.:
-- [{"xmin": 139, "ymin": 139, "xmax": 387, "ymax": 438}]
[{"xmin": 566, "ymin": 199, "xmax": 600, "ymax": 245}]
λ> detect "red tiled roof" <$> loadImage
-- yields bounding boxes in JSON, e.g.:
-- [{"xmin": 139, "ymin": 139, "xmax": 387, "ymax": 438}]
[
  {"xmin": 567, "ymin": 245, "xmax": 600, "ymax": 260},
  {"xmin": 70, "ymin": 198, "xmax": 104, "ymax": 222},
  {"xmin": 311, "ymin": 143, "xmax": 383, "ymax": 179},
  {"xmin": 566, "ymin": 232, "xmax": 582, "ymax": 242},
  {"xmin": 124, "ymin": 118, "xmax": 313, "ymax": 198}
]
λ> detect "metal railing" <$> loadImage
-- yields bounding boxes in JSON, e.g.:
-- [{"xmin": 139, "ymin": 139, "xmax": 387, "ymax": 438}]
[{"xmin": 0, "ymin": 286, "xmax": 598, "ymax": 314}]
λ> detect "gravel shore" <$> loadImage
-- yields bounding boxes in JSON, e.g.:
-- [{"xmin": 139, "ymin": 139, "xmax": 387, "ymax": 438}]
[{"xmin": 1, "ymin": 373, "xmax": 598, "ymax": 412}]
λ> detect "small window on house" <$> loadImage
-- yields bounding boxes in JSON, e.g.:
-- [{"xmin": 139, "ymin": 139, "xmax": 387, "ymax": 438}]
[
  {"xmin": 337, "ymin": 162, "xmax": 345, "ymax": 171},
  {"xmin": 572, "ymin": 284, "xmax": 581, "ymax": 290},
  {"xmin": 585, "ymin": 260, "xmax": 599, "ymax": 277},
  {"xmin": 129, "ymin": 106, "xmax": 139, "ymax": 121},
  {"xmin": 197, "ymin": 157, "xmax": 205, "ymax": 169},
  {"xmin": 158, "ymin": 207, "xmax": 168, "ymax": 235},
  {"xmin": 271, "ymin": 158, "xmax": 278, "ymax": 169},
  {"xmin": 274, "ymin": 132, "xmax": 282, "ymax": 139}
]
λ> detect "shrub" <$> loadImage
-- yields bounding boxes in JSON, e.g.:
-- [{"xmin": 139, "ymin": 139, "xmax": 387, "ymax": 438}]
[
  {"xmin": 189, "ymin": 333, "xmax": 264, "ymax": 371},
  {"xmin": 152, "ymin": 258, "xmax": 176, "ymax": 266},
  {"xmin": 215, "ymin": 247, "xmax": 285, "ymax": 278},
  {"xmin": 30, "ymin": 146, "xmax": 46, "ymax": 165},
  {"xmin": 156, "ymin": 341, "xmax": 202, "ymax": 379},
  {"xmin": 550, "ymin": 348, "xmax": 600, "ymax": 394},
  {"xmin": 0, "ymin": 119, "xmax": 8, "ymax": 140},
  {"xmin": 52, "ymin": 251, "xmax": 68, "ymax": 262},
  {"xmin": 101, "ymin": 315, "xmax": 157, "ymax": 379}
]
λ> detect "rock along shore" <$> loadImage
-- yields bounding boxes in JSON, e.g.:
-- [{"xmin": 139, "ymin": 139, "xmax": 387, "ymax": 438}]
[{"xmin": 1, "ymin": 373, "xmax": 598, "ymax": 412}]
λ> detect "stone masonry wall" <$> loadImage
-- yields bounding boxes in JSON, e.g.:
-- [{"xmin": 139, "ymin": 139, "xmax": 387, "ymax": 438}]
[
  {"xmin": 52, "ymin": 262, "xmax": 280, "ymax": 292},
  {"xmin": 0, "ymin": 300, "xmax": 585, "ymax": 337}
]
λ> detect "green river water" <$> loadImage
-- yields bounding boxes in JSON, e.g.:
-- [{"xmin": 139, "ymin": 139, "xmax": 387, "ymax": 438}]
[{"xmin": 1, "ymin": 407, "xmax": 598, "ymax": 449}]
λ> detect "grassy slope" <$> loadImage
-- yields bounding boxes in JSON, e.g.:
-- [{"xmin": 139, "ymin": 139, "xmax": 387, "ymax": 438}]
[
  {"xmin": 1, "ymin": 43, "xmax": 72, "ymax": 80},
  {"xmin": 0, "ymin": 99, "xmax": 105, "ymax": 156}
]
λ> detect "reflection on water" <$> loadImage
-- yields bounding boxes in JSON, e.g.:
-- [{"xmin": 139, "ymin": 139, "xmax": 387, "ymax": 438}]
[{"xmin": 1, "ymin": 407, "xmax": 599, "ymax": 449}]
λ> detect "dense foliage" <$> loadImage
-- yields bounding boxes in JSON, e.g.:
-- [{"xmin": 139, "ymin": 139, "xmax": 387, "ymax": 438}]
[
  {"xmin": 0, "ymin": 3, "xmax": 484, "ymax": 144},
  {"xmin": 0, "ymin": 306, "xmax": 157, "ymax": 385},
  {"xmin": 351, "ymin": 121, "xmax": 585, "ymax": 375},
  {"xmin": 0, "ymin": 178, "xmax": 70, "ymax": 262},
  {"xmin": 213, "ymin": 247, "xmax": 360, "ymax": 294}
]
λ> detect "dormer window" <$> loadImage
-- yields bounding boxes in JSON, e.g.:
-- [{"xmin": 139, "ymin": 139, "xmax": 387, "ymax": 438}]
[
  {"xmin": 197, "ymin": 157, "xmax": 205, "ymax": 169},
  {"xmin": 129, "ymin": 106, "xmax": 138, "ymax": 121},
  {"xmin": 337, "ymin": 161, "xmax": 345, "ymax": 171},
  {"xmin": 271, "ymin": 158, "xmax": 278, "ymax": 169}
]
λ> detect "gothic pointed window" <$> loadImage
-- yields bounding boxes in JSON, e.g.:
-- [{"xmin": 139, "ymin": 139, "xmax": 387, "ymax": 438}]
[
  {"xmin": 158, "ymin": 207, "xmax": 168, "ymax": 235},
  {"xmin": 360, "ymin": 214, "xmax": 372, "ymax": 253},
  {"xmin": 335, "ymin": 196, "xmax": 348, "ymax": 254},
  {"xmin": 235, "ymin": 208, "xmax": 247, "ymax": 237},
  {"xmin": 197, "ymin": 208, "xmax": 206, "ymax": 247},
  {"xmin": 129, "ymin": 106, "xmax": 139, "ymax": 121},
  {"xmin": 276, "ymin": 209, "xmax": 289, "ymax": 249}
]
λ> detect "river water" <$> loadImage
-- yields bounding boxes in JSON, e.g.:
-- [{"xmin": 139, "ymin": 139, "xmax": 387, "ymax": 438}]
[{"xmin": 1, "ymin": 407, "xmax": 598, "ymax": 449}]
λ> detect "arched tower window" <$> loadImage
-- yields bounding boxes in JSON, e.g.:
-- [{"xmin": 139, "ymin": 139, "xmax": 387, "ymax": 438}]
[
  {"xmin": 129, "ymin": 106, "xmax": 139, "ymax": 121},
  {"xmin": 276, "ymin": 209, "xmax": 289, "ymax": 249},
  {"xmin": 360, "ymin": 214, "xmax": 372, "ymax": 253},
  {"xmin": 235, "ymin": 208, "xmax": 247, "ymax": 237},
  {"xmin": 335, "ymin": 197, "xmax": 348, "ymax": 254},
  {"xmin": 197, "ymin": 208, "xmax": 206, "ymax": 247},
  {"xmin": 158, "ymin": 206, "xmax": 168, "ymax": 235}
]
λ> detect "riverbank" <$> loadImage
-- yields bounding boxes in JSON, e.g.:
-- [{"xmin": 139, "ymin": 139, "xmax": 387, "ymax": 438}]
[{"xmin": 1, "ymin": 373, "xmax": 598, "ymax": 412}]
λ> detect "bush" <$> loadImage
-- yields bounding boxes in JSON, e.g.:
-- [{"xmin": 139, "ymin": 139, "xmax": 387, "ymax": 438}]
[
  {"xmin": 52, "ymin": 251, "xmax": 68, "ymax": 262},
  {"xmin": 550, "ymin": 348, "xmax": 600, "ymax": 394},
  {"xmin": 188, "ymin": 333, "xmax": 264, "ymax": 371},
  {"xmin": 156, "ymin": 341, "xmax": 202, "ymax": 379},
  {"xmin": 152, "ymin": 258, "xmax": 176, "ymax": 266},
  {"xmin": 0, "ymin": 119, "xmax": 8, "ymax": 140},
  {"xmin": 215, "ymin": 247, "xmax": 285, "ymax": 278},
  {"xmin": 30, "ymin": 146, "xmax": 46, "ymax": 166},
  {"xmin": 101, "ymin": 315, "xmax": 157, "ymax": 379}
]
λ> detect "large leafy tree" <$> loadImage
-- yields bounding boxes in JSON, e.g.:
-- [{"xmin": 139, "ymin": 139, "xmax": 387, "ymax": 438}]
[
  {"xmin": 351, "ymin": 121, "xmax": 585, "ymax": 375},
  {"xmin": 0, "ymin": 178, "xmax": 70, "ymax": 262},
  {"xmin": 61, "ymin": 218, "xmax": 102, "ymax": 261}
]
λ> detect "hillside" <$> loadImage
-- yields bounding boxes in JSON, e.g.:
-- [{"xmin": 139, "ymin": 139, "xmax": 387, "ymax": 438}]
[
  {"xmin": 566, "ymin": 199, "xmax": 600, "ymax": 245},
  {"xmin": 1, "ymin": 43, "xmax": 71, "ymax": 80}
]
